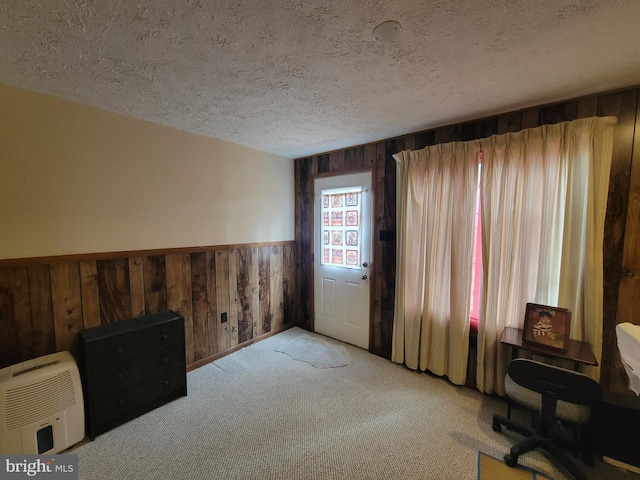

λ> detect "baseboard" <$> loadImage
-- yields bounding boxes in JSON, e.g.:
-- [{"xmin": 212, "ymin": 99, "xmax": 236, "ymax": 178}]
[{"xmin": 186, "ymin": 324, "xmax": 295, "ymax": 371}]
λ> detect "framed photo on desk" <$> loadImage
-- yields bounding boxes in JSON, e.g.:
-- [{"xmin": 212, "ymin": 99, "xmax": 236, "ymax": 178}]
[{"xmin": 522, "ymin": 303, "xmax": 571, "ymax": 352}]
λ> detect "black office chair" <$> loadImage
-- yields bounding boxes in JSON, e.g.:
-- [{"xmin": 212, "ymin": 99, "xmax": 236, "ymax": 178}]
[{"xmin": 491, "ymin": 358, "xmax": 602, "ymax": 480}]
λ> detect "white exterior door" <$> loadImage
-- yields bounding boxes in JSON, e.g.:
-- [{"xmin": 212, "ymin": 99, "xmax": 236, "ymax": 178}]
[{"xmin": 313, "ymin": 172, "xmax": 372, "ymax": 349}]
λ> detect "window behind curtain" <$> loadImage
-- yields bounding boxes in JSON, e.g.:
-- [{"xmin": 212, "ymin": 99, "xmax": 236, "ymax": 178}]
[{"xmin": 470, "ymin": 157, "xmax": 482, "ymax": 333}]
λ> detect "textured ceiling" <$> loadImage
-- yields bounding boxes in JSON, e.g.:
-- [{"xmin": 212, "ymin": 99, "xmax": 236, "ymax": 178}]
[{"xmin": 2, "ymin": 0, "xmax": 640, "ymax": 159}]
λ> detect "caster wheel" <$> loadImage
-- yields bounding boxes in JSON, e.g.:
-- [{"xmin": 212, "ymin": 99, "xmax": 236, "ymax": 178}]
[
  {"xmin": 504, "ymin": 454, "xmax": 517, "ymax": 467},
  {"xmin": 491, "ymin": 422, "xmax": 502, "ymax": 433}
]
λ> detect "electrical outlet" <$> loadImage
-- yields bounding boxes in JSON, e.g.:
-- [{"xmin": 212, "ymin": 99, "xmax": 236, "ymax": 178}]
[{"xmin": 221, "ymin": 312, "xmax": 228, "ymax": 323}]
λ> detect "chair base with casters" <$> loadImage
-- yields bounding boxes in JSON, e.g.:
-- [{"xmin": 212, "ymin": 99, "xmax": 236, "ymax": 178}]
[{"xmin": 491, "ymin": 358, "xmax": 602, "ymax": 480}]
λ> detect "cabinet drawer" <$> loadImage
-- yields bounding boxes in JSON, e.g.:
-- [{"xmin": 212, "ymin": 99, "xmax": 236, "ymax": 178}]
[
  {"xmin": 84, "ymin": 320, "xmax": 184, "ymax": 368},
  {"xmin": 91, "ymin": 368, "xmax": 185, "ymax": 421},
  {"xmin": 87, "ymin": 349, "xmax": 184, "ymax": 398}
]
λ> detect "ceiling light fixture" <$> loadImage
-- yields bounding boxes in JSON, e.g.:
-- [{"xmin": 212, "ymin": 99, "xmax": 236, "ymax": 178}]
[{"xmin": 372, "ymin": 20, "xmax": 401, "ymax": 43}]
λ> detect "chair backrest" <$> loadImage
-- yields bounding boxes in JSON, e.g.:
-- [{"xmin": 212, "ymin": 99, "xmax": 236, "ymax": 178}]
[{"xmin": 508, "ymin": 358, "xmax": 602, "ymax": 407}]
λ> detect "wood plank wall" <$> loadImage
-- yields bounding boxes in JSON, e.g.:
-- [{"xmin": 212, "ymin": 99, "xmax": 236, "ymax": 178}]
[
  {"xmin": 294, "ymin": 86, "xmax": 640, "ymax": 394},
  {"xmin": 0, "ymin": 242, "xmax": 295, "ymax": 371}
]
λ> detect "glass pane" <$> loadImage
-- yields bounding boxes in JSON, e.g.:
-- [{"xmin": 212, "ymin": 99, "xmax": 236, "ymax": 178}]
[{"xmin": 320, "ymin": 187, "xmax": 362, "ymax": 270}]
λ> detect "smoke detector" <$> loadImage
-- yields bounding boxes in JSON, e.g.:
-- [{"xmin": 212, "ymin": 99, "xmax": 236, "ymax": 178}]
[{"xmin": 373, "ymin": 21, "xmax": 401, "ymax": 43}]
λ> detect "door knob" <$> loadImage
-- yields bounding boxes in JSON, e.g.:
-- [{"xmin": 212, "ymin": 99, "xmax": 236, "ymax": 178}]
[
  {"xmin": 362, "ymin": 262, "xmax": 368, "ymax": 267},
  {"xmin": 361, "ymin": 274, "xmax": 368, "ymax": 280}
]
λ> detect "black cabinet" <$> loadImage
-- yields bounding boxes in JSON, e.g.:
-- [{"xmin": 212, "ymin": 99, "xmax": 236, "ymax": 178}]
[
  {"xmin": 79, "ymin": 310, "xmax": 187, "ymax": 439},
  {"xmin": 587, "ymin": 391, "xmax": 640, "ymax": 468}
]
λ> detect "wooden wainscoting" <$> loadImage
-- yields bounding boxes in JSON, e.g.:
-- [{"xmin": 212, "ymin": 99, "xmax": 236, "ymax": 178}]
[{"xmin": 0, "ymin": 241, "xmax": 295, "ymax": 371}]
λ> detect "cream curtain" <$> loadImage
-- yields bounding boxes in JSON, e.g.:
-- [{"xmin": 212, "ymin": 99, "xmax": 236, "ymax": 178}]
[
  {"xmin": 392, "ymin": 141, "xmax": 479, "ymax": 385},
  {"xmin": 476, "ymin": 117, "xmax": 616, "ymax": 395}
]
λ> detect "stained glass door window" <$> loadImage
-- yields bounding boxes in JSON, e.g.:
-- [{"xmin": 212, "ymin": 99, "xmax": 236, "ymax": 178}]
[{"xmin": 321, "ymin": 186, "xmax": 362, "ymax": 269}]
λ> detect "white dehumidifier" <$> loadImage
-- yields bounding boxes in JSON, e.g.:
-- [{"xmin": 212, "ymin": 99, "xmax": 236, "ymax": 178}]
[{"xmin": 0, "ymin": 351, "xmax": 85, "ymax": 454}]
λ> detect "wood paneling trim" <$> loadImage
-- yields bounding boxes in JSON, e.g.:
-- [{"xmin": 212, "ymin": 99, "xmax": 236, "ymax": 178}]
[
  {"xmin": 329, "ymin": 151, "xmax": 345, "ymax": 172},
  {"xmin": 97, "ymin": 258, "xmax": 131, "ymax": 325},
  {"xmin": 0, "ymin": 241, "xmax": 296, "ymax": 371},
  {"xmin": 379, "ymin": 139, "xmax": 401, "ymax": 357},
  {"xmin": 497, "ymin": 111, "xmax": 522, "ymax": 134},
  {"xmin": 521, "ymin": 109, "xmax": 539, "ymax": 129},
  {"xmin": 613, "ymin": 93, "xmax": 640, "ymax": 393},
  {"xmin": 0, "ymin": 241, "xmax": 295, "ymax": 268},
  {"xmin": 228, "ymin": 249, "xmax": 240, "ymax": 347},
  {"xmin": 79, "ymin": 261, "xmax": 100, "ymax": 329},
  {"xmin": 539, "ymin": 101, "xmax": 578, "ymax": 125},
  {"xmin": 0, "ymin": 268, "xmax": 33, "ymax": 365},
  {"xmin": 215, "ymin": 249, "xmax": 231, "ymax": 351},
  {"xmin": 283, "ymin": 243, "xmax": 294, "ymax": 325},
  {"xmin": 143, "ymin": 255, "xmax": 167, "ymax": 314},
  {"xmin": 259, "ymin": 246, "xmax": 271, "ymax": 333},
  {"xmin": 50, "ymin": 263, "xmax": 83, "ymax": 353},
  {"xmin": 313, "ymin": 166, "xmax": 375, "ymax": 179},
  {"xmin": 187, "ymin": 324, "xmax": 292, "ymax": 372},
  {"xmin": 128, "ymin": 257, "xmax": 145, "ymax": 319},
  {"xmin": 28, "ymin": 265, "xmax": 55, "ymax": 357},
  {"xmin": 298, "ymin": 158, "xmax": 313, "ymax": 331},
  {"xmin": 236, "ymin": 248, "xmax": 253, "ymax": 344},
  {"xmin": 190, "ymin": 252, "xmax": 210, "ymax": 361},
  {"xmin": 270, "ymin": 245, "xmax": 284, "ymax": 332},
  {"xmin": 166, "ymin": 254, "xmax": 194, "ymax": 365},
  {"xmin": 205, "ymin": 251, "xmax": 218, "ymax": 356},
  {"xmin": 598, "ymin": 89, "xmax": 639, "ymax": 390}
]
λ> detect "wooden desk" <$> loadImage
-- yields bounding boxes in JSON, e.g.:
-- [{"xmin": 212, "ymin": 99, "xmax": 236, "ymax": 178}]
[{"xmin": 500, "ymin": 326, "xmax": 598, "ymax": 370}]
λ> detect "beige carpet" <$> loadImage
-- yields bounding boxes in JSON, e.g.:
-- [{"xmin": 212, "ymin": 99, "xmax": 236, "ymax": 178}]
[
  {"xmin": 478, "ymin": 451, "xmax": 553, "ymax": 480},
  {"xmin": 68, "ymin": 327, "xmax": 638, "ymax": 480},
  {"xmin": 273, "ymin": 332, "xmax": 351, "ymax": 368}
]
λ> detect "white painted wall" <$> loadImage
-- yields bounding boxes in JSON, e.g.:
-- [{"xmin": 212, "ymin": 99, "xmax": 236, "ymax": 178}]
[{"xmin": 0, "ymin": 83, "xmax": 294, "ymax": 259}]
